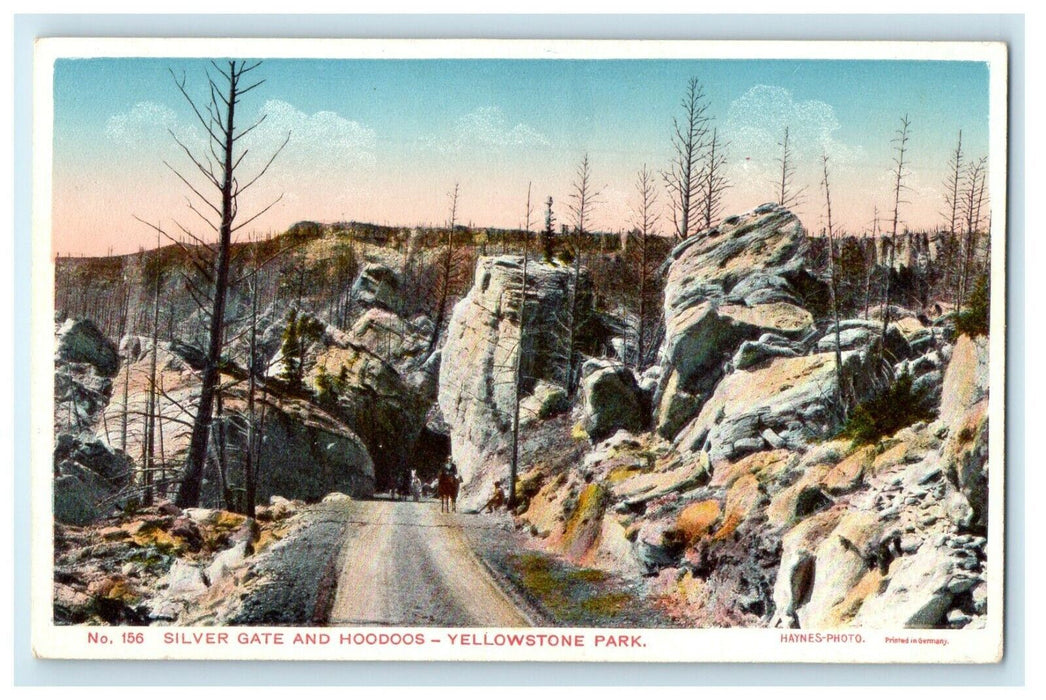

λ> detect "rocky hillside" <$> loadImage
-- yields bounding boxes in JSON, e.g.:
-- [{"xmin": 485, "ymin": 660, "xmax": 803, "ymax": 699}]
[
  {"xmin": 440, "ymin": 203, "xmax": 991, "ymax": 630},
  {"xmin": 51, "ymin": 203, "xmax": 991, "ymax": 631}
]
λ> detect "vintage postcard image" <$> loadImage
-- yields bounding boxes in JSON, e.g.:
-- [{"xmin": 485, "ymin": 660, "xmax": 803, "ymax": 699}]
[{"xmin": 31, "ymin": 38, "xmax": 1007, "ymax": 662}]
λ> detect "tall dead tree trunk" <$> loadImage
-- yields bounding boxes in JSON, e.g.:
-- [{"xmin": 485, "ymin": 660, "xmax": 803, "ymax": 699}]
[
  {"xmin": 566, "ymin": 154, "xmax": 601, "ymax": 396},
  {"xmin": 940, "ymin": 130, "xmax": 964, "ymax": 307},
  {"xmin": 135, "ymin": 60, "xmax": 286, "ymax": 509},
  {"xmin": 142, "ymin": 248, "xmax": 163, "ymax": 506},
  {"xmin": 698, "ymin": 127, "xmax": 729, "ymax": 231},
  {"xmin": 663, "ymin": 77, "xmax": 710, "ymax": 241},
  {"xmin": 508, "ymin": 224, "xmax": 531, "ymax": 509},
  {"xmin": 631, "ymin": 165, "xmax": 660, "ymax": 370},
  {"xmin": 880, "ymin": 114, "xmax": 911, "ymax": 359},
  {"xmin": 821, "ymin": 150, "xmax": 845, "ymax": 416},
  {"xmin": 776, "ymin": 126, "xmax": 805, "ymax": 210},
  {"xmin": 428, "ymin": 182, "xmax": 460, "ymax": 354}
]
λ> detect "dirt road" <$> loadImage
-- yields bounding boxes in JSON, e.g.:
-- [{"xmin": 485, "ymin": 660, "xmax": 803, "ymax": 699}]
[{"xmin": 328, "ymin": 499, "xmax": 532, "ymax": 627}]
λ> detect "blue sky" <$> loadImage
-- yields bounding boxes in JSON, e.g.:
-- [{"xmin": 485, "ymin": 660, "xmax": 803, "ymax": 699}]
[{"xmin": 52, "ymin": 57, "xmax": 992, "ymax": 255}]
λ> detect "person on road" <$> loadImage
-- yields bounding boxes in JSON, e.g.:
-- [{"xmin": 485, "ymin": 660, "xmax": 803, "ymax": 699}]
[{"xmin": 483, "ymin": 481, "xmax": 505, "ymax": 513}]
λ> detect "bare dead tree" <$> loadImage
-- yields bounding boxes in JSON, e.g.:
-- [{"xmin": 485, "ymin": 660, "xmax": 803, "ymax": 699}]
[
  {"xmin": 523, "ymin": 181, "xmax": 534, "ymax": 235},
  {"xmin": 663, "ymin": 77, "xmax": 711, "ymax": 240},
  {"xmin": 697, "ymin": 127, "xmax": 730, "ymax": 231},
  {"xmin": 428, "ymin": 182, "xmax": 462, "ymax": 354},
  {"xmin": 565, "ymin": 153, "xmax": 602, "ymax": 396},
  {"xmin": 863, "ymin": 206, "xmax": 881, "ymax": 320},
  {"xmin": 880, "ymin": 114, "xmax": 911, "ymax": 355},
  {"xmin": 141, "ymin": 233, "xmax": 164, "ymax": 506},
  {"xmin": 630, "ymin": 164, "xmax": 661, "ymax": 370},
  {"xmin": 958, "ymin": 155, "xmax": 988, "ymax": 309},
  {"xmin": 942, "ymin": 130, "xmax": 964, "ymax": 235},
  {"xmin": 820, "ymin": 150, "xmax": 845, "ymax": 416},
  {"xmin": 508, "ymin": 234, "xmax": 531, "ymax": 509},
  {"xmin": 118, "ymin": 263, "xmax": 133, "ymax": 453},
  {"xmin": 135, "ymin": 60, "xmax": 288, "ymax": 509},
  {"xmin": 776, "ymin": 126, "xmax": 805, "ymax": 210}
]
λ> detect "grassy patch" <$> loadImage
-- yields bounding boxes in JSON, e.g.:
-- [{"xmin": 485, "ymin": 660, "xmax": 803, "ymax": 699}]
[
  {"xmin": 506, "ymin": 552, "xmax": 640, "ymax": 626},
  {"xmin": 581, "ymin": 592, "xmax": 632, "ymax": 616}
]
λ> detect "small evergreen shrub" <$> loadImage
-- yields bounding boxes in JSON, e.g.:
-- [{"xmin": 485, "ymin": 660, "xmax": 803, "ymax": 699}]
[
  {"xmin": 841, "ymin": 370, "xmax": 935, "ymax": 445},
  {"xmin": 955, "ymin": 274, "xmax": 990, "ymax": 337}
]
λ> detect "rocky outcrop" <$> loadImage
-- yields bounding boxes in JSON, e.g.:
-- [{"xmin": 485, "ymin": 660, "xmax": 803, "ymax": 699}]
[
  {"xmin": 438, "ymin": 256, "xmax": 579, "ymax": 508},
  {"xmin": 57, "ymin": 318, "xmax": 120, "ymax": 377},
  {"xmin": 54, "ymin": 436, "xmax": 134, "ymax": 525},
  {"xmin": 98, "ymin": 338, "xmax": 376, "ymax": 504},
  {"xmin": 352, "ymin": 263, "xmax": 402, "ymax": 311},
  {"xmin": 54, "ymin": 318, "xmax": 132, "ymax": 524},
  {"xmin": 655, "ymin": 204, "xmax": 817, "ymax": 440},
  {"xmin": 307, "ymin": 314, "xmax": 432, "ymax": 489},
  {"xmin": 53, "ymin": 498, "xmax": 302, "ymax": 626},
  {"xmin": 673, "ymin": 350, "xmax": 876, "ymax": 464},
  {"xmin": 937, "ymin": 334, "xmax": 991, "ymax": 529}
]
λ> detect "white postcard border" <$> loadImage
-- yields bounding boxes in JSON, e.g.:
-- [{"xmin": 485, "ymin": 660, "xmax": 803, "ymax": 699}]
[{"xmin": 30, "ymin": 37, "xmax": 1010, "ymax": 664}]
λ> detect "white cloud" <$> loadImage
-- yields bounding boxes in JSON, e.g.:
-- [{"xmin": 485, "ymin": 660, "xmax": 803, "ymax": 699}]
[
  {"xmin": 723, "ymin": 85, "xmax": 860, "ymax": 167},
  {"xmin": 105, "ymin": 102, "xmax": 180, "ymax": 142},
  {"xmin": 441, "ymin": 106, "xmax": 550, "ymax": 152},
  {"xmin": 244, "ymin": 99, "xmax": 377, "ymax": 169}
]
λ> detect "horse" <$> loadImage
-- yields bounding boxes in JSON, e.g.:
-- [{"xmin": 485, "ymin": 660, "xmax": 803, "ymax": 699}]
[{"xmin": 437, "ymin": 471, "xmax": 460, "ymax": 513}]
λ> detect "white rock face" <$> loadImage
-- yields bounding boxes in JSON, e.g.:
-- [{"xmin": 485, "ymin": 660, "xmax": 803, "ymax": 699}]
[
  {"xmin": 852, "ymin": 540, "xmax": 957, "ymax": 628},
  {"xmin": 938, "ymin": 334, "xmax": 989, "ymax": 427},
  {"xmin": 438, "ymin": 256, "xmax": 576, "ymax": 507}
]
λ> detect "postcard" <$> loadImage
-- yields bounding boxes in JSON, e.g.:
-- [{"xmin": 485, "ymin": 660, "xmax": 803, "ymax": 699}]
[{"xmin": 31, "ymin": 38, "xmax": 1007, "ymax": 662}]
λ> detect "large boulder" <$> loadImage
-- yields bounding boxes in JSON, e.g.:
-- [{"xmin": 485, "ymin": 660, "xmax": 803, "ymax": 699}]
[
  {"xmin": 656, "ymin": 205, "xmax": 817, "ymax": 440},
  {"xmin": 346, "ymin": 307, "xmax": 431, "ymax": 376},
  {"xmin": 580, "ymin": 359, "xmax": 646, "ymax": 442},
  {"xmin": 351, "ymin": 263, "xmax": 402, "ymax": 311},
  {"xmin": 674, "ymin": 350, "xmax": 877, "ymax": 464},
  {"xmin": 56, "ymin": 318, "xmax": 119, "ymax": 377},
  {"xmin": 438, "ymin": 256, "xmax": 578, "ymax": 508}
]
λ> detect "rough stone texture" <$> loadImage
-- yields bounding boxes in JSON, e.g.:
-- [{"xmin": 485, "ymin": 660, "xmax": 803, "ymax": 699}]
[
  {"xmin": 815, "ymin": 320, "xmax": 911, "ymax": 361},
  {"xmin": 519, "ymin": 380, "xmax": 570, "ymax": 424},
  {"xmin": 56, "ymin": 318, "xmax": 119, "ymax": 377},
  {"xmin": 97, "ymin": 340, "xmax": 376, "ymax": 503},
  {"xmin": 938, "ymin": 335, "xmax": 989, "ymax": 427},
  {"xmin": 438, "ymin": 256, "xmax": 579, "ymax": 509},
  {"xmin": 676, "ymin": 500, "xmax": 722, "ymax": 544},
  {"xmin": 351, "ymin": 263, "xmax": 402, "ymax": 311},
  {"xmin": 798, "ymin": 510, "xmax": 884, "ymax": 628},
  {"xmin": 771, "ymin": 509, "xmax": 845, "ymax": 627},
  {"xmin": 53, "ymin": 319, "xmax": 136, "ymax": 524},
  {"xmin": 346, "ymin": 307, "xmax": 432, "ymax": 376},
  {"xmin": 851, "ymin": 540, "xmax": 957, "ymax": 628},
  {"xmin": 732, "ymin": 335, "xmax": 802, "ymax": 371},
  {"xmin": 53, "ymin": 438, "xmax": 135, "ymax": 525},
  {"xmin": 309, "ymin": 338, "xmax": 429, "ymax": 488},
  {"xmin": 655, "ymin": 205, "xmax": 817, "ymax": 441},
  {"xmin": 935, "ymin": 334, "xmax": 991, "ymax": 529},
  {"xmin": 674, "ymin": 351, "xmax": 875, "ymax": 464},
  {"xmin": 580, "ymin": 359, "xmax": 646, "ymax": 442}
]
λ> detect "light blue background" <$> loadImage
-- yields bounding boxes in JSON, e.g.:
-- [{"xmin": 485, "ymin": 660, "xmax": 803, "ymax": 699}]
[{"xmin": 13, "ymin": 12, "xmax": 1026, "ymax": 687}]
